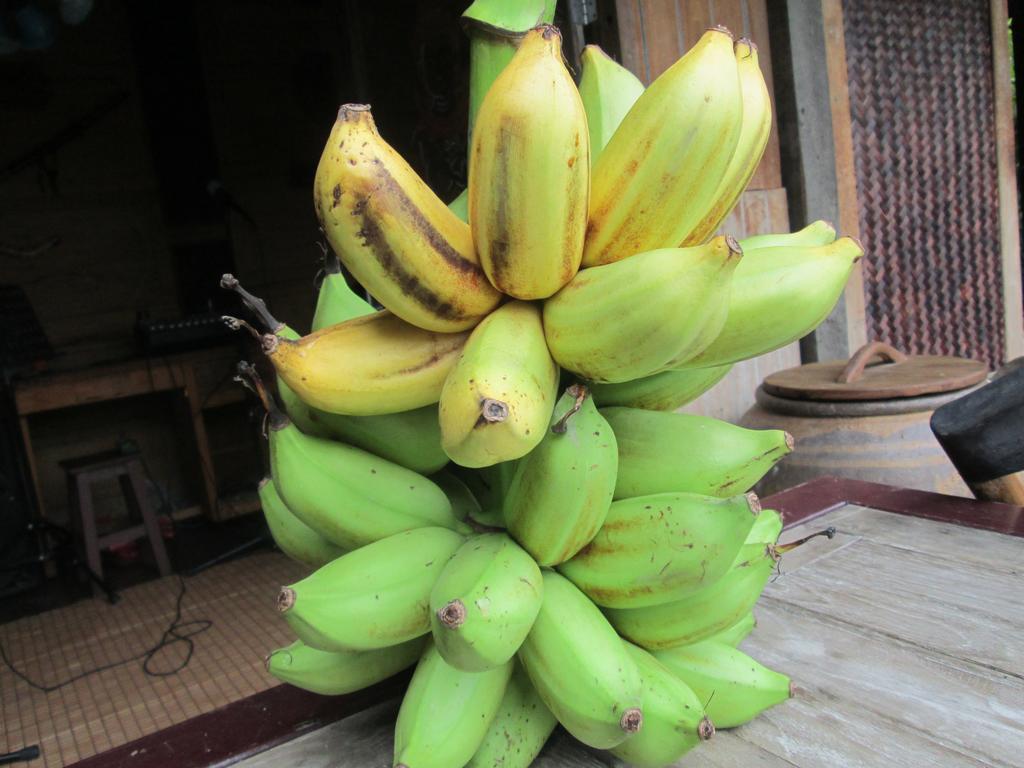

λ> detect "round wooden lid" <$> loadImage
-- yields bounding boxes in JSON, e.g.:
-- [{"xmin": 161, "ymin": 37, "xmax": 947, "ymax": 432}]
[{"xmin": 762, "ymin": 341, "xmax": 989, "ymax": 401}]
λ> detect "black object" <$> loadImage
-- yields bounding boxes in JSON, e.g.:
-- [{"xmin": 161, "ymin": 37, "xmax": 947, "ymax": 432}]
[
  {"xmin": 0, "ymin": 285, "xmax": 52, "ymax": 368},
  {"xmin": 0, "ymin": 745, "xmax": 40, "ymax": 765},
  {"xmin": 930, "ymin": 366, "xmax": 1024, "ymax": 505},
  {"xmin": 135, "ymin": 312, "xmax": 235, "ymax": 354}
]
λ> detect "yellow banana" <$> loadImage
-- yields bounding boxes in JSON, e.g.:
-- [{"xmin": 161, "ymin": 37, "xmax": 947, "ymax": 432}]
[
  {"xmin": 684, "ymin": 38, "xmax": 772, "ymax": 245},
  {"xmin": 588, "ymin": 363, "xmax": 733, "ymax": 411},
  {"xmin": 517, "ymin": 570, "xmax": 643, "ymax": 749},
  {"xmin": 257, "ymin": 477, "xmax": 344, "ymax": 568},
  {"xmin": 578, "ymin": 44, "xmax": 644, "ymax": 162},
  {"xmin": 610, "ymin": 642, "xmax": 714, "ymax": 767},
  {"xmin": 582, "ymin": 27, "xmax": 742, "ymax": 267},
  {"xmin": 557, "ymin": 492, "xmax": 760, "ymax": 608},
  {"xmin": 466, "ymin": 661, "xmax": 557, "ymax": 768},
  {"xmin": 314, "ymin": 104, "xmax": 500, "ymax": 332},
  {"xmin": 469, "ymin": 25, "xmax": 589, "ymax": 299},
  {"xmin": 266, "ymin": 637, "xmax": 424, "ymax": 696},
  {"xmin": 277, "ymin": 527, "xmax": 464, "ymax": 652},
  {"xmin": 429, "ymin": 533, "xmax": 543, "ymax": 672},
  {"xmin": 394, "ymin": 640, "xmax": 513, "ymax": 768},
  {"xmin": 543, "ymin": 236, "xmax": 742, "ymax": 383},
  {"xmin": 439, "ymin": 301, "xmax": 559, "ymax": 467}
]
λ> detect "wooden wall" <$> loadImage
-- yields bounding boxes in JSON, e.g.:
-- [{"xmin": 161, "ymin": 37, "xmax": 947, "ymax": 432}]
[{"xmin": 613, "ymin": 0, "xmax": 799, "ymax": 421}]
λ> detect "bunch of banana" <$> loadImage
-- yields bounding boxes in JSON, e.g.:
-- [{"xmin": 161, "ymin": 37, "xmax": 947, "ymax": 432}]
[{"xmin": 225, "ymin": 10, "xmax": 868, "ymax": 767}]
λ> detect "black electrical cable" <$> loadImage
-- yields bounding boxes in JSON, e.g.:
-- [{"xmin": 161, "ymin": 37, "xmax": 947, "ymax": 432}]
[{"xmin": 0, "ymin": 575, "xmax": 211, "ymax": 693}]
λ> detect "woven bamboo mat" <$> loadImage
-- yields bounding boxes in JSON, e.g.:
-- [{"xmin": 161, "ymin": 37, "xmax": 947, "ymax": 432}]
[{"xmin": 0, "ymin": 552, "xmax": 306, "ymax": 768}]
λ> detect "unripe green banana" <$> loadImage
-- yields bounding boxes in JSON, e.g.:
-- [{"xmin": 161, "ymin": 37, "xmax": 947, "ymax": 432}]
[
  {"xmin": 394, "ymin": 639, "xmax": 513, "ymax": 768},
  {"xmin": 684, "ymin": 38, "xmax": 772, "ymax": 246},
  {"xmin": 314, "ymin": 104, "xmax": 501, "ymax": 333},
  {"xmin": 430, "ymin": 533, "xmax": 543, "ymax": 672},
  {"xmin": 277, "ymin": 527, "xmax": 464, "ymax": 652},
  {"xmin": 654, "ymin": 641, "xmax": 792, "ymax": 728},
  {"xmin": 453, "ymin": 461, "xmax": 516, "ymax": 528},
  {"xmin": 557, "ymin": 491, "xmax": 759, "ymax": 608},
  {"xmin": 578, "ymin": 44, "xmax": 644, "ymax": 162},
  {"xmin": 447, "ymin": 188, "xmax": 469, "ymax": 223},
  {"xmin": 707, "ymin": 611, "xmax": 756, "ymax": 648},
  {"xmin": 543, "ymin": 236, "xmax": 742, "ymax": 383},
  {"xmin": 733, "ymin": 508, "xmax": 783, "ymax": 565},
  {"xmin": 738, "ymin": 219, "xmax": 836, "ymax": 252},
  {"xmin": 311, "ymin": 251, "xmax": 374, "ymax": 332},
  {"xmin": 266, "ymin": 637, "xmax": 424, "ymax": 696},
  {"xmin": 469, "ymin": 25, "xmax": 589, "ymax": 299},
  {"xmin": 610, "ymin": 642, "xmax": 714, "ymax": 767},
  {"xmin": 439, "ymin": 301, "xmax": 559, "ymax": 468},
  {"xmin": 466, "ymin": 662, "xmax": 557, "ymax": 768},
  {"xmin": 429, "ymin": 469, "xmax": 482, "ymax": 523},
  {"xmin": 258, "ymin": 477, "xmax": 344, "ymax": 568},
  {"xmin": 517, "ymin": 570, "xmax": 643, "ymax": 749},
  {"xmin": 606, "ymin": 546, "xmax": 777, "ymax": 650},
  {"xmin": 602, "ymin": 407, "xmax": 793, "ymax": 499},
  {"xmin": 588, "ymin": 363, "xmax": 732, "ymax": 411},
  {"xmin": 504, "ymin": 385, "xmax": 617, "ymax": 566},
  {"xmin": 679, "ymin": 236, "xmax": 863, "ymax": 369},
  {"xmin": 583, "ymin": 27, "xmax": 742, "ymax": 267}
]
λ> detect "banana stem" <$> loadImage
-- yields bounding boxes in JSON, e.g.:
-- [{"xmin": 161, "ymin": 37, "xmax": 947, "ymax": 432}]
[
  {"xmin": 234, "ymin": 361, "xmax": 288, "ymax": 431},
  {"xmin": 774, "ymin": 526, "xmax": 837, "ymax": 555},
  {"xmin": 220, "ymin": 273, "xmax": 284, "ymax": 333},
  {"xmin": 222, "ymin": 315, "xmax": 262, "ymax": 341},
  {"xmin": 551, "ymin": 384, "xmax": 588, "ymax": 434}
]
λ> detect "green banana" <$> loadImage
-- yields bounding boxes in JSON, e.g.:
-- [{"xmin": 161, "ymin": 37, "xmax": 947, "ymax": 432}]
[
  {"xmin": 654, "ymin": 641, "xmax": 792, "ymax": 728},
  {"xmin": 504, "ymin": 385, "xmax": 618, "ymax": 566},
  {"xmin": 610, "ymin": 642, "xmax": 714, "ymax": 767},
  {"xmin": 738, "ymin": 219, "xmax": 836, "ymax": 252},
  {"xmin": 733, "ymin": 508, "xmax": 783, "ymax": 565},
  {"xmin": 602, "ymin": 407, "xmax": 793, "ymax": 499},
  {"xmin": 543, "ymin": 236, "xmax": 742, "ymax": 383},
  {"xmin": 439, "ymin": 301, "xmax": 559, "ymax": 468},
  {"xmin": 679, "ymin": 237, "xmax": 864, "ymax": 369},
  {"xmin": 394, "ymin": 639, "xmax": 513, "ymax": 768},
  {"xmin": 466, "ymin": 662, "xmax": 557, "ymax": 768},
  {"xmin": 429, "ymin": 469, "xmax": 482, "ymax": 523},
  {"xmin": 266, "ymin": 637, "xmax": 424, "ymax": 696},
  {"xmin": 430, "ymin": 533, "xmax": 543, "ymax": 672},
  {"xmin": 232, "ymin": 362, "xmax": 466, "ymax": 551},
  {"xmin": 452, "ymin": 461, "xmax": 515, "ymax": 528},
  {"xmin": 588, "ymin": 364, "xmax": 732, "ymax": 411},
  {"xmin": 447, "ymin": 188, "xmax": 469, "ymax": 223},
  {"xmin": 277, "ymin": 527, "xmax": 464, "ymax": 652},
  {"xmin": 257, "ymin": 476, "xmax": 344, "ymax": 568},
  {"xmin": 583, "ymin": 27, "xmax": 742, "ymax": 267},
  {"xmin": 578, "ymin": 44, "xmax": 645, "ymax": 163},
  {"xmin": 684, "ymin": 38, "xmax": 772, "ymax": 246},
  {"xmin": 311, "ymin": 251, "xmax": 374, "ymax": 332},
  {"xmin": 707, "ymin": 611, "xmax": 757, "ymax": 648},
  {"xmin": 469, "ymin": 25, "xmax": 590, "ymax": 299},
  {"xmin": 557, "ymin": 492, "xmax": 759, "ymax": 608},
  {"xmin": 517, "ymin": 571, "xmax": 643, "ymax": 749}
]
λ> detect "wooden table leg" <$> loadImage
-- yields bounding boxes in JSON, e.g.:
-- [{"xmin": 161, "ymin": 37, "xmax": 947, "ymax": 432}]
[
  {"xmin": 182, "ymin": 364, "xmax": 220, "ymax": 520},
  {"xmin": 18, "ymin": 415, "xmax": 46, "ymax": 521}
]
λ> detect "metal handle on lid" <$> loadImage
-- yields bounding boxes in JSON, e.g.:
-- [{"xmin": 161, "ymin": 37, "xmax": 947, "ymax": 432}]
[{"xmin": 837, "ymin": 341, "xmax": 908, "ymax": 383}]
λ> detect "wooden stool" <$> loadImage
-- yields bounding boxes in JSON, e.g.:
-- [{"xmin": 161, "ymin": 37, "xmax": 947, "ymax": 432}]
[{"xmin": 62, "ymin": 452, "xmax": 172, "ymax": 594}]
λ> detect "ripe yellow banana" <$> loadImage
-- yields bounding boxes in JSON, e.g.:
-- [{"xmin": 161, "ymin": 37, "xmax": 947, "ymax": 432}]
[
  {"xmin": 578, "ymin": 44, "xmax": 644, "ymax": 162},
  {"xmin": 543, "ymin": 236, "xmax": 742, "ymax": 383},
  {"xmin": 277, "ymin": 527, "xmax": 464, "ymax": 652},
  {"xmin": 679, "ymin": 236, "xmax": 864, "ymax": 369},
  {"xmin": 588, "ymin": 363, "xmax": 733, "ymax": 411},
  {"xmin": 504, "ymin": 385, "xmax": 618, "ymax": 566},
  {"xmin": 557, "ymin": 491, "xmax": 760, "ymax": 608},
  {"xmin": 466, "ymin": 661, "xmax": 557, "ymax": 768},
  {"xmin": 266, "ymin": 637, "xmax": 424, "ymax": 696},
  {"xmin": 261, "ymin": 311, "xmax": 469, "ymax": 416},
  {"xmin": 602, "ymin": 407, "xmax": 793, "ymax": 499},
  {"xmin": 313, "ymin": 104, "xmax": 500, "ymax": 332},
  {"xmin": 257, "ymin": 477, "xmax": 344, "ymax": 568},
  {"xmin": 429, "ymin": 533, "xmax": 543, "ymax": 672},
  {"xmin": 517, "ymin": 570, "xmax": 643, "ymax": 749},
  {"xmin": 654, "ymin": 640, "xmax": 792, "ymax": 728},
  {"xmin": 684, "ymin": 38, "xmax": 772, "ymax": 245},
  {"xmin": 469, "ymin": 25, "xmax": 589, "ymax": 299},
  {"xmin": 439, "ymin": 301, "xmax": 559, "ymax": 468},
  {"xmin": 610, "ymin": 642, "xmax": 714, "ymax": 768},
  {"xmin": 394, "ymin": 639, "xmax": 513, "ymax": 768},
  {"xmin": 739, "ymin": 219, "xmax": 836, "ymax": 252},
  {"xmin": 582, "ymin": 27, "xmax": 742, "ymax": 267}
]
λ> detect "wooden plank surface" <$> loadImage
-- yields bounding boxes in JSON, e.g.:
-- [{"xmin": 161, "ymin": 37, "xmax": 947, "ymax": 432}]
[{"xmin": 235, "ymin": 504, "xmax": 1024, "ymax": 768}]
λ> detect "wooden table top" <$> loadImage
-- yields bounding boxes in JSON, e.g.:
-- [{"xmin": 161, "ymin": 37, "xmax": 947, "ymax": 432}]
[{"xmin": 232, "ymin": 501, "xmax": 1024, "ymax": 768}]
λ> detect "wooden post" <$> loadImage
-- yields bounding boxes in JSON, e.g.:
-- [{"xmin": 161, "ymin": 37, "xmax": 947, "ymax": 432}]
[{"xmin": 990, "ymin": 0, "xmax": 1024, "ymax": 361}]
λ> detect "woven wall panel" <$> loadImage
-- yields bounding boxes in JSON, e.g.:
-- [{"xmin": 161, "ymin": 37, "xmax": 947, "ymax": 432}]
[{"xmin": 842, "ymin": 0, "xmax": 1004, "ymax": 368}]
